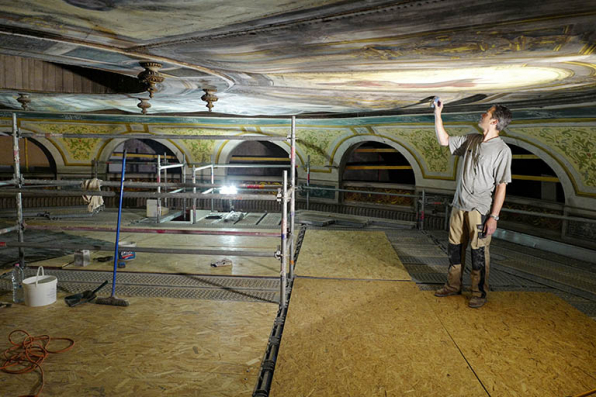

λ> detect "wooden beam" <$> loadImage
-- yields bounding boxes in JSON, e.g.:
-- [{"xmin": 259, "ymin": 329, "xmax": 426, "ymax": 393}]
[
  {"xmin": 354, "ymin": 148, "xmax": 398, "ymax": 153},
  {"xmin": 231, "ymin": 157, "xmax": 289, "ymax": 162},
  {"xmin": 512, "ymin": 154, "xmax": 540, "ymax": 159},
  {"xmin": 511, "ymin": 174, "xmax": 559, "ymax": 182},
  {"xmin": 111, "ymin": 153, "xmax": 176, "ymax": 160},
  {"xmin": 345, "ymin": 165, "xmax": 412, "ymax": 170}
]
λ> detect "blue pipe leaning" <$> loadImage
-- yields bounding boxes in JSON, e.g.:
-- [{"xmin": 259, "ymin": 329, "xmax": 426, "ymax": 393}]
[{"xmin": 96, "ymin": 150, "xmax": 130, "ymax": 307}]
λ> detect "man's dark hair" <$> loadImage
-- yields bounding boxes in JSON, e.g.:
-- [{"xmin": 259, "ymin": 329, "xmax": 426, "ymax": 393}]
[{"xmin": 492, "ymin": 105, "xmax": 512, "ymax": 131}]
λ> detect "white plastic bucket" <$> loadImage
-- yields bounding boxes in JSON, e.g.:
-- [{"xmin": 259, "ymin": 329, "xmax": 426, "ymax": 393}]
[{"xmin": 22, "ymin": 267, "xmax": 57, "ymax": 307}]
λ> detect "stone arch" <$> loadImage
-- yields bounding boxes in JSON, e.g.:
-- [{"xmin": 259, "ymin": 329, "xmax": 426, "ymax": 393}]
[
  {"xmin": 0, "ymin": 128, "xmax": 63, "ymax": 171},
  {"xmin": 333, "ymin": 135, "xmax": 422, "ymax": 187},
  {"xmin": 502, "ymin": 136, "xmax": 572, "ymax": 204},
  {"xmin": 98, "ymin": 138, "xmax": 186, "ymax": 165},
  {"xmin": 217, "ymin": 140, "xmax": 304, "ymax": 165},
  {"xmin": 216, "ymin": 139, "xmax": 304, "ymax": 179}
]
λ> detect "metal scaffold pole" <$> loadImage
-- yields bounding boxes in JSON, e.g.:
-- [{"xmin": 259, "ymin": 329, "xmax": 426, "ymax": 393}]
[
  {"xmin": 182, "ymin": 163, "xmax": 187, "ymax": 221},
  {"xmin": 420, "ymin": 189, "xmax": 426, "ymax": 230},
  {"xmin": 157, "ymin": 154, "xmax": 161, "ymax": 223},
  {"xmin": 164, "ymin": 153, "xmax": 168, "ymax": 209},
  {"xmin": 280, "ymin": 170, "xmax": 288, "ymax": 307},
  {"xmin": 289, "ymin": 116, "xmax": 296, "ymax": 280},
  {"xmin": 211, "ymin": 164, "xmax": 215, "ymax": 212},
  {"xmin": 306, "ymin": 155, "xmax": 310, "ymax": 210},
  {"xmin": 192, "ymin": 165, "xmax": 197, "ymax": 224},
  {"xmin": 12, "ymin": 113, "xmax": 25, "ymax": 268}
]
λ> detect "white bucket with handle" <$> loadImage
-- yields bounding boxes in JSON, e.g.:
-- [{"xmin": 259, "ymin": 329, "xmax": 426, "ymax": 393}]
[{"xmin": 22, "ymin": 266, "xmax": 57, "ymax": 307}]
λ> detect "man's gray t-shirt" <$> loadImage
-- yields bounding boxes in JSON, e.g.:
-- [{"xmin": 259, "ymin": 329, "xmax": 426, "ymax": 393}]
[{"xmin": 449, "ymin": 133, "xmax": 512, "ymax": 215}]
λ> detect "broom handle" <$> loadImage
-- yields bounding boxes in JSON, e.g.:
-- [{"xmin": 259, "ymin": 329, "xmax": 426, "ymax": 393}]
[
  {"xmin": 93, "ymin": 280, "xmax": 109, "ymax": 295},
  {"xmin": 111, "ymin": 150, "xmax": 127, "ymax": 297}
]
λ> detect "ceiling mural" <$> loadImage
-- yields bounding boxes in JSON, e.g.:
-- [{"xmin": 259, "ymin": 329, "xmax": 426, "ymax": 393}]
[{"xmin": 0, "ymin": 0, "xmax": 595, "ymax": 116}]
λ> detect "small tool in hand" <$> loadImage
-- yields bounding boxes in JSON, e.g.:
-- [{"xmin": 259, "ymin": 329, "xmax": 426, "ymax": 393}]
[{"xmin": 431, "ymin": 96, "xmax": 441, "ymax": 109}]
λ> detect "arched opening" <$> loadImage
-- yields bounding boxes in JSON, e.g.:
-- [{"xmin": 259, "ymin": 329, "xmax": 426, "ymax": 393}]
[
  {"xmin": 104, "ymin": 139, "xmax": 184, "ymax": 213},
  {"xmin": 340, "ymin": 141, "xmax": 416, "ymax": 207},
  {"xmin": 507, "ymin": 144, "xmax": 565, "ymax": 203},
  {"xmin": 342, "ymin": 142, "xmax": 415, "ymax": 184},
  {"xmin": 107, "ymin": 139, "xmax": 181, "ymax": 180},
  {"xmin": 226, "ymin": 141, "xmax": 289, "ymax": 183},
  {"xmin": 0, "ymin": 136, "xmax": 56, "ymax": 178},
  {"xmin": 500, "ymin": 143, "xmax": 567, "ymax": 238}
]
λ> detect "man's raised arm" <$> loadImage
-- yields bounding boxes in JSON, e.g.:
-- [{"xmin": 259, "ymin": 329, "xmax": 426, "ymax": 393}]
[{"xmin": 434, "ymin": 100, "xmax": 449, "ymax": 147}]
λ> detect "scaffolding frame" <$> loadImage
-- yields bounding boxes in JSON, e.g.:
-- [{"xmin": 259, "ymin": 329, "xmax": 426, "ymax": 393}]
[
  {"xmin": 156, "ymin": 154, "xmax": 186, "ymax": 223},
  {"xmin": 1, "ymin": 113, "xmax": 298, "ymax": 308},
  {"xmin": 190, "ymin": 162, "xmax": 291, "ymax": 224}
]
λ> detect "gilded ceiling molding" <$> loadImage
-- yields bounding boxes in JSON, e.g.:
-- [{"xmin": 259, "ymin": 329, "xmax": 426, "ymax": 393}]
[
  {"xmin": 16, "ymin": 93, "xmax": 31, "ymax": 111},
  {"xmin": 138, "ymin": 62, "xmax": 165, "ymax": 99}
]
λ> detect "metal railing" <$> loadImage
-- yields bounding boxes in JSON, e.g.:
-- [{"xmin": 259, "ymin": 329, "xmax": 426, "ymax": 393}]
[{"xmin": 300, "ymin": 184, "xmax": 596, "ymax": 232}]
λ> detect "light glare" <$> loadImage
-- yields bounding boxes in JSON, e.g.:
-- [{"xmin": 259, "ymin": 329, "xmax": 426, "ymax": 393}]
[{"xmin": 220, "ymin": 186, "xmax": 238, "ymax": 195}]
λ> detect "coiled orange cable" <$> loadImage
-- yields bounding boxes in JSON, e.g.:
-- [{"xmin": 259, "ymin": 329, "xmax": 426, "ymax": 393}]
[{"xmin": 1, "ymin": 329, "xmax": 75, "ymax": 397}]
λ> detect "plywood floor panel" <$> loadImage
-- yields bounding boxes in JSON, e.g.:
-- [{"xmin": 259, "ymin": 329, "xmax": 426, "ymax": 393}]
[
  {"xmin": 428, "ymin": 292, "xmax": 596, "ymax": 397},
  {"xmin": 270, "ymin": 278, "xmax": 487, "ymax": 397},
  {"xmin": 0, "ymin": 293, "xmax": 277, "ymax": 397},
  {"xmin": 296, "ymin": 230, "xmax": 411, "ymax": 280}
]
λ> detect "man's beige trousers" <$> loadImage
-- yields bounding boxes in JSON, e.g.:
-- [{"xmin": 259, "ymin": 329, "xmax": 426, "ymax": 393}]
[{"xmin": 444, "ymin": 208, "xmax": 491, "ymax": 298}]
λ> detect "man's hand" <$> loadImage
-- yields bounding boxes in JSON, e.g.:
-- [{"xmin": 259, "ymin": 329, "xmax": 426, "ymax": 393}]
[
  {"xmin": 434, "ymin": 99, "xmax": 443, "ymax": 116},
  {"xmin": 484, "ymin": 217, "xmax": 498, "ymax": 236},
  {"xmin": 434, "ymin": 100, "xmax": 449, "ymax": 146}
]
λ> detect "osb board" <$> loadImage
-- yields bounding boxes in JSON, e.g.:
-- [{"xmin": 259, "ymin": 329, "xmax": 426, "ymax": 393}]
[
  {"xmin": 270, "ymin": 278, "xmax": 487, "ymax": 397},
  {"xmin": 296, "ymin": 230, "xmax": 411, "ymax": 280},
  {"xmin": 23, "ymin": 229, "xmax": 289, "ymax": 277},
  {"xmin": 428, "ymin": 291, "xmax": 596, "ymax": 397},
  {"xmin": 0, "ymin": 292, "xmax": 277, "ymax": 397}
]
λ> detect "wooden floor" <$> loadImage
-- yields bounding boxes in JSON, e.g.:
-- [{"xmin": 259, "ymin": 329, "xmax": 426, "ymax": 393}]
[
  {"xmin": 296, "ymin": 230, "xmax": 411, "ymax": 280},
  {"xmin": 270, "ymin": 230, "xmax": 596, "ymax": 397},
  {"xmin": 3, "ymin": 225, "xmax": 596, "ymax": 396},
  {"xmin": 0, "ymin": 293, "xmax": 277, "ymax": 397}
]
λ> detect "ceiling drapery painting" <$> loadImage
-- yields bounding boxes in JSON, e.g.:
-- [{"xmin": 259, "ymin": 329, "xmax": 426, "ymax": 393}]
[{"xmin": 0, "ymin": 0, "xmax": 594, "ymax": 116}]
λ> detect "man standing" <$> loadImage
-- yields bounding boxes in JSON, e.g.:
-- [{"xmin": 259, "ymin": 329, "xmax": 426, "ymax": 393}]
[{"xmin": 433, "ymin": 101, "xmax": 512, "ymax": 308}]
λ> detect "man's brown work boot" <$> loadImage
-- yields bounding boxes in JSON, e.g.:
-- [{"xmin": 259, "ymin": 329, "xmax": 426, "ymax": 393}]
[
  {"xmin": 434, "ymin": 286, "xmax": 461, "ymax": 297},
  {"xmin": 468, "ymin": 297, "xmax": 487, "ymax": 308}
]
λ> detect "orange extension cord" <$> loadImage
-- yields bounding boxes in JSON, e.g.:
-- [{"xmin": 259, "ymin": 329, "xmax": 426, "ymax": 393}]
[
  {"xmin": 574, "ymin": 389, "xmax": 596, "ymax": 397},
  {"xmin": 1, "ymin": 330, "xmax": 75, "ymax": 397}
]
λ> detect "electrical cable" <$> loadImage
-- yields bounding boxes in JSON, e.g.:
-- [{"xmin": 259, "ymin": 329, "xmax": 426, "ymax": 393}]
[
  {"xmin": 1, "ymin": 329, "xmax": 75, "ymax": 397},
  {"xmin": 573, "ymin": 389, "xmax": 596, "ymax": 397}
]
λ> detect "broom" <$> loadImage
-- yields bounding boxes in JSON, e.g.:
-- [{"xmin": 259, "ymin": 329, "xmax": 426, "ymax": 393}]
[{"xmin": 96, "ymin": 150, "xmax": 129, "ymax": 307}]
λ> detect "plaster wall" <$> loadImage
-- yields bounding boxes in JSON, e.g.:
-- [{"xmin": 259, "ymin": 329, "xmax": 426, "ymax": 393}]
[{"xmin": 1, "ymin": 111, "xmax": 595, "ymax": 215}]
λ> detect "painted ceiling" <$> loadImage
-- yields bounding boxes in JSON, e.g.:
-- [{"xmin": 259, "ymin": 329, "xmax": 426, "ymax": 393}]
[{"xmin": 0, "ymin": 0, "xmax": 595, "ymax": 116}]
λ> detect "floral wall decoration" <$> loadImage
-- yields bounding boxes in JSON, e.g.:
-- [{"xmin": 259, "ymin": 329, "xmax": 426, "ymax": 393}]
[
  {"xmin": 375, "ymin": 126, "xmax": 471, "ymax": 174},
  {"xmin": 297, "ymin": 128, "xmax": 351, "ymax": 167},
  {"xmin": 151, "ymin": 127, "xmax": 227, "ymax": 164},
  {"xmin": 513, "ymin": 126, "xmax": 596, "ymax": 188},
  {"xmin": 29, "ymin": 123, "xmax": 123, "ymax": 163}
]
